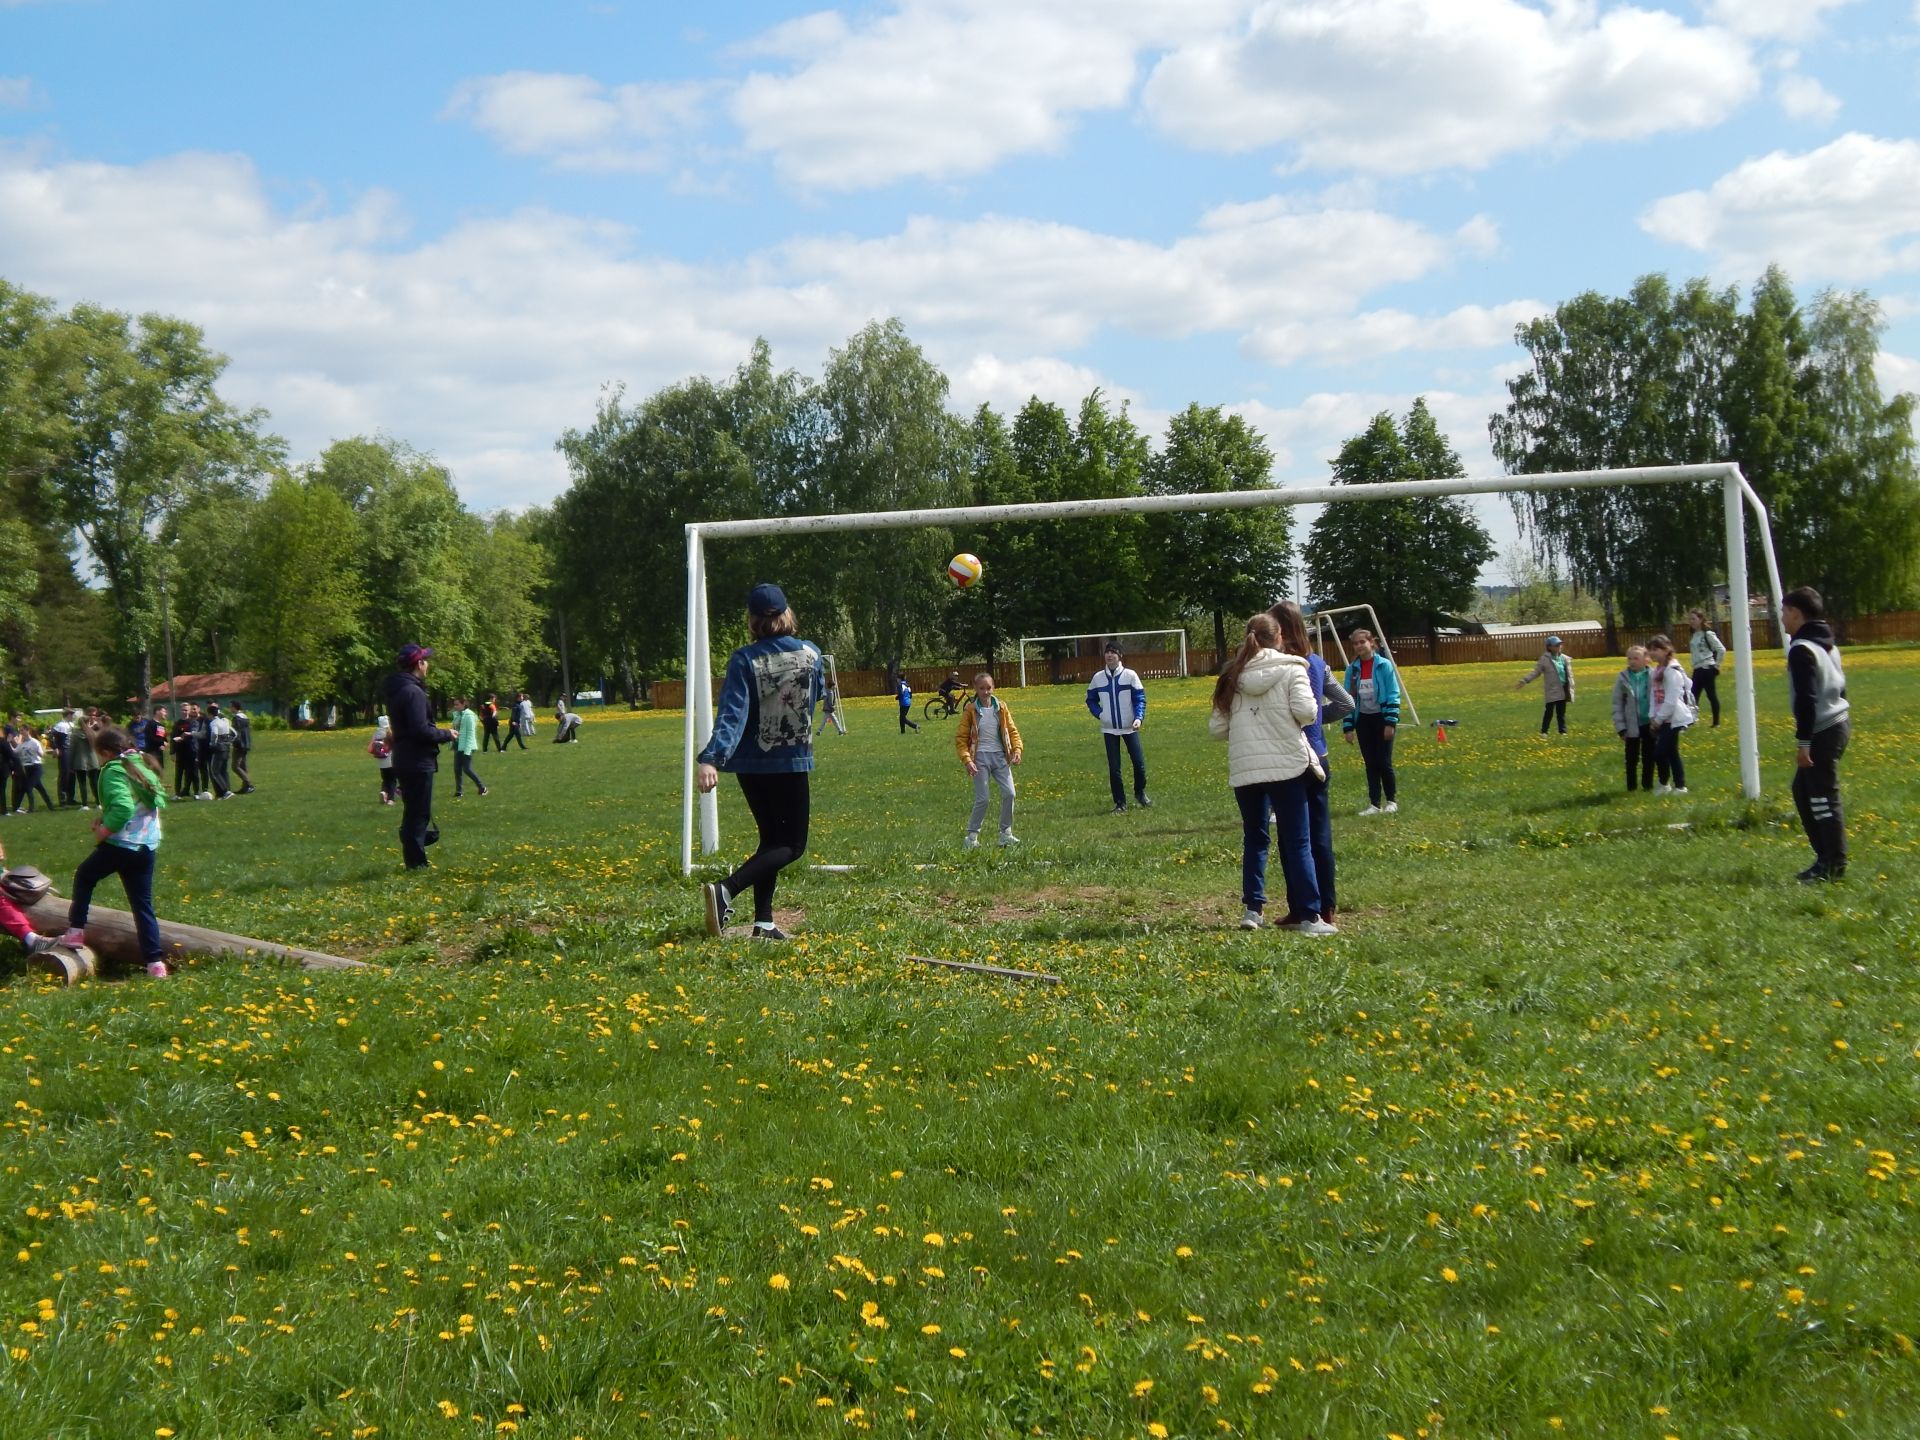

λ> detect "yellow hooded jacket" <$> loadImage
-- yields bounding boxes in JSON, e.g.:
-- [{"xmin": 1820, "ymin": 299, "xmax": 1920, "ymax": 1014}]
[{"xmin": 955, "ymin": 695, "xmax": 1023, "ymax": 764}]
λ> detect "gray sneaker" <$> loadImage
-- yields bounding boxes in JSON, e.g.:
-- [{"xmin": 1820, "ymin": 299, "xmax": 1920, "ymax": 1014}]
[
  {"xmin": 1239, "ymin": 909, "xmax": 1262, "ymax": 930},
  {"xmin": 1296, "ymin": 918, "xmax": 1340, "ymax": 937},
  {"xmin": 962, "ymin": 834, "xmax": 979, "ymax": 850},
  {"xmin": 998, "ymin": 831, "xmax": 1020, "ymax": 847},
  {"xmin": 701, "ymin": 882, "xmax": 731, "ymax": 937}
]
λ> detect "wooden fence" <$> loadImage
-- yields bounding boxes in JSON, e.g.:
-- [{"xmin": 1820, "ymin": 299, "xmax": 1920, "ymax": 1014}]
[{"xmin": 648, "ymin": 612, "xmax": 1920, "ymax": 708}]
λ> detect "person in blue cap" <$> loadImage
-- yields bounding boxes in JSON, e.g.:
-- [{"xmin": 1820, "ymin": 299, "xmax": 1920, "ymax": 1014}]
[
  {"xmin": 696, "ymin": 583, "xmax": 823, "ymax": 941},
  {"xmin": 1517, "ymin": 635, "xmax": 1576, "ymax": 734}
]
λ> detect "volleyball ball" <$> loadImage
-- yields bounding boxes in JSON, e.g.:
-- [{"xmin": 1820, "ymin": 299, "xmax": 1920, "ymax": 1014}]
[{"xmin": 947, "ymin": 553, "xmax": 984, "ymax": 588}]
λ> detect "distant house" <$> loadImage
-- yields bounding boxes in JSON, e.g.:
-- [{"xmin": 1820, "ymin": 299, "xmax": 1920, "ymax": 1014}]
[{"xmin": 149, "ymin": 672, "xmax": 273, "ymax": 713}]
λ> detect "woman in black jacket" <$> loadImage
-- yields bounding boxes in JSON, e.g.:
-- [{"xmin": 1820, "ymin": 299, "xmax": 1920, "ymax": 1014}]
[{"xmin": 382, "ymin": 644, "xmax": 454, "ymax": 870}]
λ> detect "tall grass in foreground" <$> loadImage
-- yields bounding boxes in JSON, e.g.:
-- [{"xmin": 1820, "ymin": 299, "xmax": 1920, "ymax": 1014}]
[{"xmin": 1, "ymin": 649, "xmax": 1915, "ymax": 1438}]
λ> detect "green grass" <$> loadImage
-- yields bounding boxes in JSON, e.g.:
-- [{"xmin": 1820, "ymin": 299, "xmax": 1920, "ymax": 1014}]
[{"xmin": 2, "ymin": 649, "xmax": 1916, "ymax": 1439}]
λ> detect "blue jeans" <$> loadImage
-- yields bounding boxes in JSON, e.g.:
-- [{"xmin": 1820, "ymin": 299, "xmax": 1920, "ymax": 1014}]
[
  {"xmin": 1302, "ymin": 758, "xmax": 1334, "ymax": 917},
  {"xmin": 68, "ymin": 842, "xmax": 163, "ymax": 965},
  {"xmin": 1234, "ymin": 776, "xmax": 1320, "ymax": 917},
  {"xmin": 1103, "ymin": 731, "xmax": 1148, "ymax": 806}
]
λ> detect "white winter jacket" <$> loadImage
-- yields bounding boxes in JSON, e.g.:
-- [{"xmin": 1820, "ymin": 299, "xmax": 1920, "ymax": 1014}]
[
  {"xmin": 1648, "ymin": 658, "xmax": 1698, "ymax": 729},
  {"xmin": 1207, "ymin": 648, "xmax": 1323, "ymax": 788}
]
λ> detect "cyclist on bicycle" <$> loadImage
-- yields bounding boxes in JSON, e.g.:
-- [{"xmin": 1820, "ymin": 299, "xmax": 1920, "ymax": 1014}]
[{"xmin": 938, "ymin": 670, "xmax": 965, "ymax": 713}]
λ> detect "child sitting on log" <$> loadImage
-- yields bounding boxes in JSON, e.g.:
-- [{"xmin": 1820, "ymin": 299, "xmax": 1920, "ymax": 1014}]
[
  {"xmin": 0, "ymin": 840, "xmax": 65, "ymax": 957},
  {"xmin": 59, "ymin": 726, "xmax": 171, "ymax": 977}
]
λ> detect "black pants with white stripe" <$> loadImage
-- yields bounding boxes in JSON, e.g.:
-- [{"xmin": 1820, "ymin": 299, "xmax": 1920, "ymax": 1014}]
[{"xmin": 1792, "ymin": 720, "xmax": 1849, "ymax": 870}]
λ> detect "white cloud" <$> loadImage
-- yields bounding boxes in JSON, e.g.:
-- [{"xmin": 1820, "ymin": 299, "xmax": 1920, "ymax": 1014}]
[
  {"xmin": 729, "ymin": 0, "xmax": 1245, "ymax": 189},
  {"xmin": 0, "ymin": 76, "xmax": 39, "ymax": 109},
  {"xmin": 1703, "ymin": 0, "xmax": 1857, "ymax": 42},
  {"xmin": 0, "ymin": 147, "xmax": 1531, "ymax": 513},
  {"xmin": 1143, "ymin": 0, "xmax": 1759, "ymax": 174},
  {"xmin": 1880, "ymin": 351, "xmax": 1919, "ymax": 398},
  {"xmin": 1244, "ymin": 301, "xmax": 1549, "ymax": 366},
  {"xmin": 443, "ymin": 71, "xmax": 712, "ymax": 172},
  {"xmin": 1641, "ymin": 133, "xmax": 1920, "ymax": 279},
  {"xmin": 1776, "ymin": 72, "xmax": 1841, "ymax": 122}
]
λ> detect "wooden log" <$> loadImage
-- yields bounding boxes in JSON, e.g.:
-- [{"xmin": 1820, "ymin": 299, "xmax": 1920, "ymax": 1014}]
[
  {"xmin": 908, "ymin": 954, "xmax": 1062, "ymax": 985},
  {"xmin": 27, "ymin": 946, "xmax": 97, "ymax": 986},
  {"xmin": 21, "ymin": 893, "xmax": 363, "ymax": 972}
]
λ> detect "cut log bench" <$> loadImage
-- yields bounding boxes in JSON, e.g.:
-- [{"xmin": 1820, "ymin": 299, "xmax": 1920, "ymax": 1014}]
[{"xmin": 18, "ymin": 890, "xmax": 362, "ymax": 984}]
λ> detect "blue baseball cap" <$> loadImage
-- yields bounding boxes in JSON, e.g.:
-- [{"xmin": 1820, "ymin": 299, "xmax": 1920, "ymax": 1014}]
[
  {"xmin": 748, "ymin": 583, "xmax": 789, "ymax": 616},
  {"xmin": 1546, "ymin": 635, "xmax": 1563, "ymax": 645}
]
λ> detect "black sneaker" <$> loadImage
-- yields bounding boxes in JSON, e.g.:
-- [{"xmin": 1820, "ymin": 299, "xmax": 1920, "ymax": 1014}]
[
  {"xmin": 1111, "ymin": 803, "xmax": 1128, "ymax": 815},
  {"xmin": 1796, "ymin": 862, "xmax": 1842, "ymax": 884},
  {"xmin": 751, "ymin": 925, "xmax": 789, "ymax": 942},
  {"xmin": 702, "ymin": 882, "xmax": 731, "ymax": 936}
]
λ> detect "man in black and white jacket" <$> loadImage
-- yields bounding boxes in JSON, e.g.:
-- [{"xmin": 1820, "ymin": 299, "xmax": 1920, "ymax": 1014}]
[{"xmin": 1782, "ymin": 587, "xmax": 1850, "ymax": 883}]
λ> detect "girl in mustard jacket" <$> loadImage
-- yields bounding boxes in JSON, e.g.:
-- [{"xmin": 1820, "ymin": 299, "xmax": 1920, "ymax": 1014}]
[{"xmin": 955, "ymin": 672, "xmax": 1022, "ymax": 849}]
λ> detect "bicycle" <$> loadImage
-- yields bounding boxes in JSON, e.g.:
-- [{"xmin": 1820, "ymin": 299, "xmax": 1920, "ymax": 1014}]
[{"xmin": 923, "ymin": 693, "xmax": 964, "ymax": 721}]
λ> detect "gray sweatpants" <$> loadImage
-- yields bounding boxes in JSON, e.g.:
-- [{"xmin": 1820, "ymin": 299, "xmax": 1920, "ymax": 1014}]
[{"xmin": 967, "ymin": 756, "xmax": 1016, "ymax": 837}]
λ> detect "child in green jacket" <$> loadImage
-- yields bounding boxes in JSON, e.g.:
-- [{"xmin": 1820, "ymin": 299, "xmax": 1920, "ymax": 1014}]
[{"xmin": 59, "ymin": 725, "xmax": 170, "ymax": 976}]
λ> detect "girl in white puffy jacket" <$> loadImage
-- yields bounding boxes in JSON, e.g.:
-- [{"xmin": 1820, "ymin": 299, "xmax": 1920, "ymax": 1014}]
[
  {"xmin": 1644, "ymin": 634, "xmax": 1698, "ymax": 795},
  {"xmin": 1208, "ymin": 613, "xmax": 1336, "ymax": 936}
]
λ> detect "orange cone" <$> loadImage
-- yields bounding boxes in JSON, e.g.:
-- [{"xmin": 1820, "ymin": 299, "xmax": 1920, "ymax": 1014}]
[{"xmin": 1435, "ymin": 723, "xmax": 1448, "ymax": 743}]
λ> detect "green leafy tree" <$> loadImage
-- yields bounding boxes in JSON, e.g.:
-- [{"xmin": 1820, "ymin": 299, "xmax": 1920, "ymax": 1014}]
[
  {"xmin": 811, "ymin": 319, "xmax": 966, "ymax": 672},
  {"xmin": 237, "ymin": 476, "xmax": 365, "ymax": 714},
  {"xmin": 1784, "ymin": 291, "xmax": 1920, "ymax": 619},
  {"xmin": 1307, "ymin": 400, "xmax": 1495, "ymax": 639},
  {"xmin": 1146, "ymin": 404, "xmax": 1292, "ymax": 665},
  {"xmin": 31, "ymin": 303, "xmax": 282, "ymax": 695}
]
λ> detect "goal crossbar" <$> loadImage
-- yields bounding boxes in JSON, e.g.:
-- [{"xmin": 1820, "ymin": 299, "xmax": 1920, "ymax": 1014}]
[{"xmin": 684, "ymin": 462, "xmax": 1784, "ymax": 875}]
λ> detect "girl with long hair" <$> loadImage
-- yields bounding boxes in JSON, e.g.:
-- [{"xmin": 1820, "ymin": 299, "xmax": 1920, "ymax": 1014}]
[{"xmin": 1209, "ymin": 613, "xmax": 1336, "ymax": 936}]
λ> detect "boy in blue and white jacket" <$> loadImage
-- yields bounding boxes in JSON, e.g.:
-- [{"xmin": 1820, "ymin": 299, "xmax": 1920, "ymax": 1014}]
[
  {"xmin": 896, "ymin": 677, "xmax": 919, "ymax": 734},
  {"xmin": 1340, "ymin": 629, "xmax": 1401, "ymax": 814},
  {"xmin": 1086, "ymin": 641, "xmax": 1150, "ymax": 811}
]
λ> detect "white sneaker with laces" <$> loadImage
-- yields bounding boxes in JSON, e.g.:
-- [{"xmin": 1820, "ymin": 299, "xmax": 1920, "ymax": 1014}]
[
  {"xmin": 1653, "ymin": 783, "xmax": 1672, "ymax": 795},
  {"xmin": 998, "ymin": 831, "xmax": 1019, "ymax": 847},
  {"xmin": 1671, "ymin": 786, "xmax": 1689, "ymax": 795},
  {"xmin": 1296, "ymin": 918, "xmax": 1340, "ymax": 937},
  {"xmin": 1357, "ymin": 804, "xmax": 1382, "ymax": 817},
  {"xmin": 1240, "ymin": 909, "xmax": 1262, "ymax": 930},
  {"xmin": 1382, "ymin": 801, "xmax": 1399, "ymax": 814}
]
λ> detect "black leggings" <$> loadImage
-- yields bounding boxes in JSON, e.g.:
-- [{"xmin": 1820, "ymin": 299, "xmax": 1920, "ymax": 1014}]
[
  {"xmin": 1651, "ymin": 725, "xmax": 1686, "ymax": 790},
  {"xmin": 1623, "ymin": 734, "xmax": 1655, "ymax": 791},
  {"xmin": 725, "ymin": 771, "xmax": 811, "ymax": 924},
  {"xmin": 71, "ymin": 769, "xmax": 99, "ymax": 805},
  {"xmin": 1353, "ymin": 712, "xmax": 1396, "ymax": 806},
  {"xmin": 1692, "ymin": 668, "xmax": 1721, "ymax": 726},
  {"xmin": 1540, "ymin": 699, "xmax": 1567, "ymax": 734}
]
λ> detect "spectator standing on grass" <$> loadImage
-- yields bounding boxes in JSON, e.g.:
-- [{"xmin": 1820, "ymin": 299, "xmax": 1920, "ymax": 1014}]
[
  {"xmin": 51, "ymin": 710, "xmax": 75, "ymax": 807},
  {"xmin": 170, "ymin": 705, "xmax": 200, "ymax": 798},
  {"xmin": 1209, "ymin": 613, "xmax": 1334, "ymax": 937},
  {"xmin": 1517, "ymin": 635, "xmax": 1576, "ymax": 734},
  {"xmin": 1782, "ymin": 586, "xmax": 1851, "ymax": 883},
  {"xmin": 205, "ymin": 703, "xmax": 235, "ymax": 799},
  {"xmin": 1271, "ymin": 600, "xmax": 1351, "ymax": 928},
  {"xmin": 13, "ymin": 729, "xmax": 53, "ymax": 813},
  {"xmin": 68, "ymin": 710, "xmax": 101, "ymax": 810},
  {"xmin": 383, "ymin": 644, "xmax": 454, "ymax": 870},
  {"xmin": 956, "ymin": 671, "xmax": 1022, "ymax": 850},
  {"xmin": 513, "ymin": 692, "xmax": 536, "ymax": 746},
  {"xmin": 1644, "ymin": 635, "xmax": 1696, "ymax": 795},
  {"xmin": 481, "ymin": 694, "xmax": 504, "ymax": 752},
  {"xmin": 896, "ymin": 675, "xmax": 919, "ymax": 733},
  {"xmin": 452, "ymin": 697, "xmax": 488, "ymax": 798},
  {"xmin": 138, "ymin": 708, "xmax": 168, "ymax": 784},
  {"xmin": 1688, "ymin": 609, "xmax": 1728, "ymax": 728},
  {"xmin": 1087, "ymin": 641, "xmax": 1150, "ymax": 813},
  {"xmin": 231, "ymin": 704, "xmax": 255, "ymax": 793},
  {"xmin": 695, "ymin": 583, "xmax": 822, "ymax": 943},
  {"xmin": 57, "ymin": 726, "xmax": 170, "ymax": 977},
  {"xmin": 370, "ymin": 714, "xmax": 397, "ymax": 804},
  {"xmin": 1342, "ymin": 629, "xmax": 1400, "ymax": 816},
  {"xmin": 1610, "ymin": 645, "xmax": 1656, "ymax": 792}
]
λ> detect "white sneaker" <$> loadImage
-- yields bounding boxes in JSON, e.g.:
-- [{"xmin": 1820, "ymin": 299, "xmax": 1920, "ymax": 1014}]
[
  {"xmin": 1240, "ymin": 909, "xmax": 1263, "ymax": 930},
  {"xmin": 1296, "ymin": 918, "xmax": 1340, "ymax": 937},
  {"xmin": 1652, "ymin": 783, "xmax": 1670, "ymax": 795},
  {"xmin": 1671, "ymin": 787, "xmax": 1689, "ymax": 795},
  {"xmin": 1382, "ymin": 801, "xmax": 1398, "ymax": 814},
  {"xmin": 197, "ymin": 792, "xmax": 213, "ymax": 801},
  {"xmin": 962, "ymin": 834, "xmax": 979, "ymax": 850},
  {"xmin": 998, "ymin": 831, "xmax": 1020, "ymax": 847},
  {"xmin": 1357, "ymin": 805, "xmax": 1382, "ymax": 817}
]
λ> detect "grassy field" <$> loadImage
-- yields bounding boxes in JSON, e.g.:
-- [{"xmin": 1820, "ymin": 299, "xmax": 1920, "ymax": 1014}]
[{"xmin": 2, "ymin": 648, "xmax": 1916, "ymax": 1439}]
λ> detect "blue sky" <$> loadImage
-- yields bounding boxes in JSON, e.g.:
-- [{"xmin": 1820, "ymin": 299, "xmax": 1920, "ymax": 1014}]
[{"xmin": 3, "ymin": 0, "xmax": 1916, "ymax": 573}]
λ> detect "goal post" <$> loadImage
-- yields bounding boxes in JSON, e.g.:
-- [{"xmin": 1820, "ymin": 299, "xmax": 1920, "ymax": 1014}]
[
  {"xmin": 1303, "ymin": 603, "xmax": 1419, "ymax": 726},
  {"xmin": 683, "ymin": 463, "xmax": 1785, "ymax": 874},
  {"xmin": 1016, "ymin": 629, "xmax": 1188, "ymax": 688}
]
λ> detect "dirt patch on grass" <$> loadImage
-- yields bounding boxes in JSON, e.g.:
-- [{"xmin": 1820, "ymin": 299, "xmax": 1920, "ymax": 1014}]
[{"xmin": 981, "ymin": 885, "xmax": 1119, "ymax": 923}]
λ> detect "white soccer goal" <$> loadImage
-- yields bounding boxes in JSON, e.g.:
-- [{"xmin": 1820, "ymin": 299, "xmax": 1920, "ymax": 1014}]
[
  {"xmin": 683, "ymin": 463, "xmax": 1786, "ymax": 874},
  {"xmin": 1306, "ymin": 603, "xmax": 1420, "ymax": 727},
  {"xmin": 1015, "ymin": 629, "xmax": 1189, "ymax": 688}
]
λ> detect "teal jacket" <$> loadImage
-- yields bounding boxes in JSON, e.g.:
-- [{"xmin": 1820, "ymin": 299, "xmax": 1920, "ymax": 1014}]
[{"xmin": 1341, "ymin": 652, "xmax": 1402, "ymax": 729}]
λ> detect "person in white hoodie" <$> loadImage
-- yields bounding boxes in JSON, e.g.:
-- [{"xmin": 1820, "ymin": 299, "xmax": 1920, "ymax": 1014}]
[
  {"xmin": 1643, "ymin": 635, "xmax": 1697, "ymax": 795},
  {"xmin": 1208, "ymin": 613, "xmax": 1336, "ymax": 937}
]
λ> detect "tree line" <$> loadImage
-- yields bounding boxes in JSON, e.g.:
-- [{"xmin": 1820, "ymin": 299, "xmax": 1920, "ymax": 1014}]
[{"xmin": 4, "ymin": 265, "xmax": 1913, "ymax": 713}]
